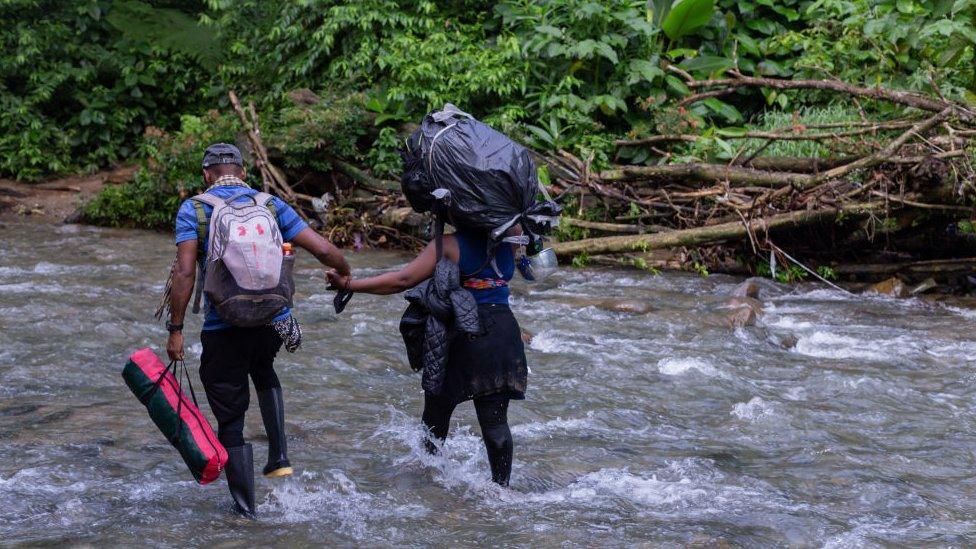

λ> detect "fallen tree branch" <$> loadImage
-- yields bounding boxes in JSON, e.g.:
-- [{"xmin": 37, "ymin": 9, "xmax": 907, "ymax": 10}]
[
  {"xmin": 600, "ymin": 163, "xmax": 813, "ymax": 188},
  {"xmin": 685, "ymin": 71, "xmax": 958, "ymax": 114},
  {"xmin": 563, "ymin": 217, "xmax": 667, "ymax": 234},
  {"xmin": 804, "ymin": 108, "xmax": 953, "ymax": 188},
  {"xmin": 870, "ymin": 191, "xmax": 973, "ymax": 212},
  {"xmin": 228, "ymin": 90, "xmax": 302, "ymax": 207},
  {"xmin": 552, "ymin": 203, "xmax": 880, "ymax": 257},
  {"xmin": 330, "ymin": 158, "xmax": 400, "ymax": 192},
  {"xmin": 834, "ymin": 257, "xmax": 976, "ymax": 276},
  {"xmin": 616, "ymin": 121, "xmax": 919, "ymax": 146}
]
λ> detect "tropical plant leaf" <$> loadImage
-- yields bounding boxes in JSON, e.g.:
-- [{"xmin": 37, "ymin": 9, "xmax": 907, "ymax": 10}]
[
  {"xmin": 662, "ymin": 0, "xmax": 716, "ymax": 40},
  {"xmin": 679, "ymin": 55, "xmax": 734, "ymax": 75},
  {"xmin": 703, "ymin": 97, "xmax": 742, "ymax": 122},
  {"xmin": 105, "ymin": 1, "xmax": 219, "ymax": 69},
  {"xmin": 627, "ymin": 59, "xmax": 664, "ymax": 84}
]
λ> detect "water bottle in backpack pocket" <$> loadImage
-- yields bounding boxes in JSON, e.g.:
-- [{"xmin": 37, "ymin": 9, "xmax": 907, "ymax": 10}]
[{"xmin": 192, "ymin": 191, "xmax": 295, "ymax": 327}]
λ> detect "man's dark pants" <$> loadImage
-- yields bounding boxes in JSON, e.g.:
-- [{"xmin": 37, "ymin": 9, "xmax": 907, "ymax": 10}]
[{"xmin": 199, "ymin": 325, "xmax": 283, "ymax": 448}]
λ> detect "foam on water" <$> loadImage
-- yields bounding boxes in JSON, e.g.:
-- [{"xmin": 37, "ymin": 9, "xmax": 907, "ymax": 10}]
[
  {"xmin": 374, "ymin": 409, "xmax": 799, "ymax": 523},
  {"xmin": 731, "ymin": 397, "xmax": 776, "ymax": 422},
  {"xmin": 793, "ymin": 331, "xmax": 891, "ymax": 361},
  {"xmin": 944, "ymin": 304, "xmax": 976, "ymax": 320},
  {"xmin": 260, "ymin": 470, "xmax": 428, "ymax": 541},
  {"xmin": 511, "ymin": 412, "xmax": 600, "ymax": 439},
  {"xmin": 657, "ymin": 357, "xmax": 720, "ymax": 377}
]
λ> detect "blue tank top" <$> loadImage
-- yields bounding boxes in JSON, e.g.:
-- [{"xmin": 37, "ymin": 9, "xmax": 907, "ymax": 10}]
[{"xmin": 454, "ymin": 228, "xmax": 514, "ymax": 305}]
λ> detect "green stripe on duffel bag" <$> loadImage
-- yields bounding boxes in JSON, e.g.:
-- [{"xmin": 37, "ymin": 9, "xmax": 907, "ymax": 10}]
[{"xmin": 122, "ymin": 351, "xmax": 223, "ymax": 484}]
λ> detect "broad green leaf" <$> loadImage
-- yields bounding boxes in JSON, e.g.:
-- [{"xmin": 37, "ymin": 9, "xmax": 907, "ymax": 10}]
[
  {"xmin": 665, "ymin": 74, "xmax": 690, "ymax": 96},
  {"xmin": 679, "ymin": 55, "xmax": 734, "ymax": 74},
  {"xmin": 535, "ymin": 24, "xmax": 563, "ymax": 38},
  {"xmin": 593, "ymin": 42, "xmax": 619, "ymax": 64},
  {"xmin": 648, "ymin": 0, "xmax": 672, "ymax": 28},
  {"xmin": 703, "ymin": 98, "xmax": 742, "ymax": 122},
  {"xmin": 716, "ymin": 126, "xmax": 747, "ymax": 137},
  {"xmin": 627, "ymin": 59, "xmax": 664, "ymax": 84},
  {"xmin": 667, "ymin": 48, "xmax": 698, "ymax": 59},
  {"xmin": 523, "ymin": 124, "xmax": 555, "ymax": 147},
  {"xmin": 574, "ymin": 39, "xmax": 597, "ymax": 58},
  {"xmin": 662, "ymin": 0, "xmax": 716, "ymax": 40},
  {"xmin": 736, "ymin": 32, "xmax": 760, "ymax": 56},
  {"xmin": 745, "ymin": 18, "xmax": 779, "ymax": 35},
  {"xmin": 772, "ymin": 5, "xmax": 801, "ymax": 20}
]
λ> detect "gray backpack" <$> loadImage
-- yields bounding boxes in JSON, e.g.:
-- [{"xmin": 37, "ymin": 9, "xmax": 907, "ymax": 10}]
[{"xmin": 190, "ymin": 191, "xmax": 295, "ymax": 327}]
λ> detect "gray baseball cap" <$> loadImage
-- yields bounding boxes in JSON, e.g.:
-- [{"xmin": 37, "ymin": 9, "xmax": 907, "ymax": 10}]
[{"xmin": 202, "ymin": 143, "xmax": 243, "ymax": 168}]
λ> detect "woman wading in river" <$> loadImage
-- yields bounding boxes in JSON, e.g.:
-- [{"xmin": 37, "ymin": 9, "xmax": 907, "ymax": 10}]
[
  {"xmin": 327, "ymin": 223, "xmax": 526, "ymax": 486},
  {"xmin": 328, "ymin": 105, "xmax": 559, "ymax": 486}
]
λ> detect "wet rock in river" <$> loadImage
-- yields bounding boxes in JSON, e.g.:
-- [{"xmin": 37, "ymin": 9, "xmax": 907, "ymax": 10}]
[
  {"xmin": 520, "ymin": 328, "xmax": 534, "ymax": 344},
  {"xmin": 711, "ymin": 296, "xmax": 764, "ymax": 328},
  {"xmin": 910, "ymin": 277, "xmax": 938, "ymax": 295},
  {"xmin": 597, "ymin": 298, "xmax": 655, "ymax": 314},
  {"xmin": 547, "ymin": 296, "xmax": 656, "ymax": 314},
  {"xmin": 731, "ymin": 279, "xmax": 762, "ymax": 299},
  {"xmin": 766, "ymin": 331, "xmax": 799, "ymax": 349},
  {"xmin": 865, "ymin": 277, "xmax": 910, "ymax": 298}
]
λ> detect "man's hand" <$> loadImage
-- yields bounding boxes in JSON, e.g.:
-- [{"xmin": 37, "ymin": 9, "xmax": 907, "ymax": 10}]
[
  {"xmin": 167, "ymin": 331, "xmax": 185, "ymax": 361},
  {"xmin": 326, "ymin": 269, "xmax": 351, "ymax": 291}
]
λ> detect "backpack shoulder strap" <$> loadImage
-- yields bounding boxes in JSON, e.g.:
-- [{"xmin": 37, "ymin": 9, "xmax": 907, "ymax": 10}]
[
  {"xmin": 190, "ymin": 193, "xmax": 224, "ymax": 208},
  {"xmin": 188, "ymin": 193, "xmax": 224, "ymax": 315},
  {"xmin": 252, "ymin": 191, "xmax": 281, "ymax": 228}
]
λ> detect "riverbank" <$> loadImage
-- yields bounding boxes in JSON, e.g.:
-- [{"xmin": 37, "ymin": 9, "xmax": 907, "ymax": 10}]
[
  {"xmin": 4, "ymin": 176, "xmax": 976, "ymax": 299},
  {"xmin": 0, "ymin": 166, "xmax": 136, "ymax": 224}
]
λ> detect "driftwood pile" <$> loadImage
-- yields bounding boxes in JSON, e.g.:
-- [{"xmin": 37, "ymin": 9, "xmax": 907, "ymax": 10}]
[
  {"xmin": 240, "ymin": 74, "xmax": 976, "ymax": 286},
  {"xmin": 537, "ymin": 72, "xmax": 976, "ymax": 284}
]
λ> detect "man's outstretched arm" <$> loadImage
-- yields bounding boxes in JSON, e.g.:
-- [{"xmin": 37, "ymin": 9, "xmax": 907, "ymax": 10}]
[
  {"xmin": 291, "ymin": 227, "xmax": 350, "ymax": 276},
  {"xmin": 167, "ymin": 239, "xmax": 198, "ymax": 361}
]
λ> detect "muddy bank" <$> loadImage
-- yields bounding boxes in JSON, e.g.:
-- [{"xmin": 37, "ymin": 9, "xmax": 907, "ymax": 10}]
[{"xmin": 0, "ymin": 166, "xmax": 136, "ymax": 223}]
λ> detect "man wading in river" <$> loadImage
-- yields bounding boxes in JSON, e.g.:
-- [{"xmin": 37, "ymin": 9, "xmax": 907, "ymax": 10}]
[{"xmin": 165, "ymin": 143, "xmax": 350, "ymax": 518}]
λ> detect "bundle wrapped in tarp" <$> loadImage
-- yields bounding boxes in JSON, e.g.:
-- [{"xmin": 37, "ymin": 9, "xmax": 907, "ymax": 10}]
[
  {"xmin": 400, "ymin": 104, "xmax": 561, "ymax": 241},
  {"xmin": 122, "ymin": 348, "xmax": 226, "ymax": 484}
]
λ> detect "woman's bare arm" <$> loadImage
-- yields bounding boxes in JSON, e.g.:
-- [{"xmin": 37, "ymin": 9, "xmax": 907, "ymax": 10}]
[{"xmin": 327, "ymin": 236, "xmax": 458, "ymax": 295}]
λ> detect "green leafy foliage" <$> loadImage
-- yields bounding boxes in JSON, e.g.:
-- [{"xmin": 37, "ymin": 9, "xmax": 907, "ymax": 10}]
[
  {"xmin": 662, "ymin": 0, "xmax": 716, "ymax": 40},
  {"xmin": 7, "ymin": 0, "xmax": 976, "ymax": 224},
  {"xmin": 0, "ymin": 0, "xmax": 212, "ymax": 180},
  {"xmin": 83, "ymin": 111, "xmax": 249, "ymax": 228},
  {"xmin": 271, "ymin": 91, "xmax": 373, "ymax": 172}
]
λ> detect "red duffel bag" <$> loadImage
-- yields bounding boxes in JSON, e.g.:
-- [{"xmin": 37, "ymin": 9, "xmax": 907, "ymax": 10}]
[{"xmin": 122, "ymin": 348, "xmax": 227, "ymax": 484}]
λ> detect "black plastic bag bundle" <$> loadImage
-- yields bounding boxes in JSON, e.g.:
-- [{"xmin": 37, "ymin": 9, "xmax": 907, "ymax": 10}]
[{"xmin": 400, "ymin": 104, "xmax": 561, "ymax": 240}]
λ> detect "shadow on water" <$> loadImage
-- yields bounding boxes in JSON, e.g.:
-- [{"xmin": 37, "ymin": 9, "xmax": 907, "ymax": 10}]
[{"xmin": 2, "ymin": 220, "xmax": 976, "ymax": 545}]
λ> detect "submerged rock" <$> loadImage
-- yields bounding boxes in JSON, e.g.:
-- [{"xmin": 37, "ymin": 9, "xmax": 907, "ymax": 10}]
[
  {"xmin": 547, "ymin": 296, "xmax": 656, "ymax": 315},
  {"xmin": 520, "ymin": 328, "xmax": 534, "ymax": 344},
  {"xmin": 866, "ymin": 277, "xmax": 909, "ymax": 298}
]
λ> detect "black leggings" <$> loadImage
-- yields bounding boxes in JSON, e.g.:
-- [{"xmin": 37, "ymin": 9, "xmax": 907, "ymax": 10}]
[
  {"xmin": 199, "ymin": 326, "xmax": 282, "ymax": 448},
  {"xmin": 422, "ymin": 392, "xmax": 513, "ymax": 486}
]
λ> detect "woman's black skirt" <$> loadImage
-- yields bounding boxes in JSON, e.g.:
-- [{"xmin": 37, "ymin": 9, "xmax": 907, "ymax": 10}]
[{"xmin": 435, "ymin": 303, "xmax": 527, "ymax": 405}]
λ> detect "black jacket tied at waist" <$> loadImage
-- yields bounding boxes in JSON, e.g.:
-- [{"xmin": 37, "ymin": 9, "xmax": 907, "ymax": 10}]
[{"xmin": 399, "ymin": 257, "xmax": 481, "ymax": 395}]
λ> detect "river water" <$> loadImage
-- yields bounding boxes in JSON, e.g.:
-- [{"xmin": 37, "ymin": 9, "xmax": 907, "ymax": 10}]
[{"xmin": 1, "ymin": 220, "xmax": 975, "ymax": 546}]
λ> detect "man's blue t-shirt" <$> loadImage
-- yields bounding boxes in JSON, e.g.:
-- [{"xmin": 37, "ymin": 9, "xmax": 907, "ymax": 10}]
[{"xmin": 175, "ymin": 186, "xmax": 308, "ymax": 331}]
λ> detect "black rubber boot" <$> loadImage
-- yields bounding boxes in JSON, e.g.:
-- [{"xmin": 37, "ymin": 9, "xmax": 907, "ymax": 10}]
[
  {"xmin": 224, "ymin": 444, "xmax": 256, "ymax": 518},
  {"xmin": 257, "ymin": 387, "xmax": 293, "ymax": 478}
]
